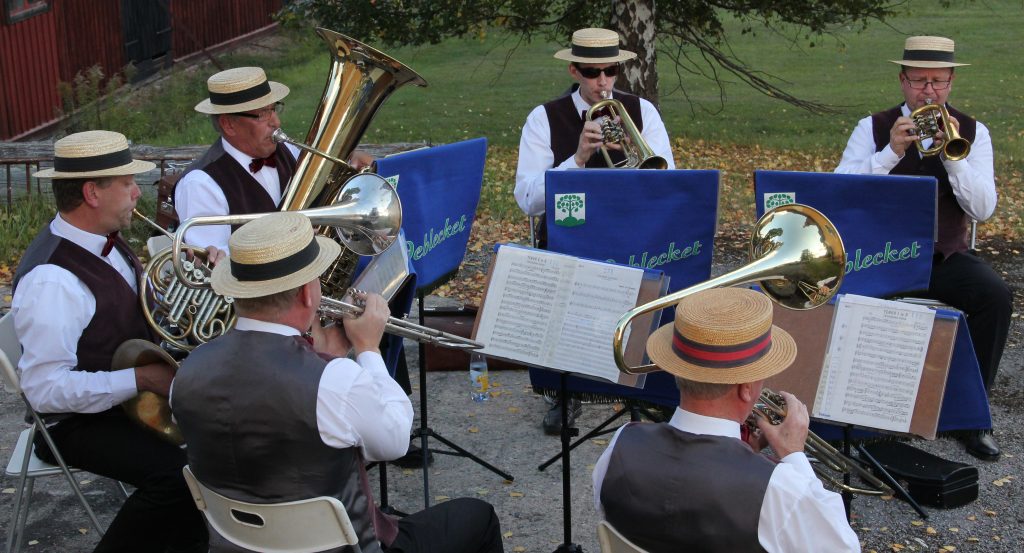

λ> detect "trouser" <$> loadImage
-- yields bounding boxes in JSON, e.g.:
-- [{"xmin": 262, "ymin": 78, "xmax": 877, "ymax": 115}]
[
  {"xmin": 387, "ymin": 497, "xmax": 503, "ymax": 553},
  {"xmin": 34, "ymin": 410, "xmax": 207, "ymax": 553},
  {"xmin": 928, "ymin": 251, "xmax": 1013, "ymax": 392}
]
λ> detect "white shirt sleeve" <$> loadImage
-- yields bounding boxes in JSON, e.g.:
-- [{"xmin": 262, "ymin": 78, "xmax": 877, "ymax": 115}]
[
  {"xmin": 174, "ymin": 168, "xmax": 232, "ymax": 252},
  {"xmin": 11, "ymin": 266, "xmax": 138, "ymax": 414},
  {"xmin": 758, "ymin": 452, "xmax": 861, "ymax": 552},
  {"xmin": 638, "ymin": 98, "xmax": 676, "ymax": 170},
  {"xmin": 315, "ymin": 351, "xmax": 414, "ymax": 462},
  {"xmin": 515, "ymin": 105, "xmax": 565, "ymax": 217},
  {"xmin": 835, "ymin": 113, "xmax": 996, "ymax": 222}
]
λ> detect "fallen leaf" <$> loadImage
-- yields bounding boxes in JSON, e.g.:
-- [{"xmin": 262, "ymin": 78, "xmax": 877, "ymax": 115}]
[
  {"xmin": 591, "ymin": 439, "xmax": 608, "ymax": 446},
  {"xmin": 507, "ymin": 407, "xmax": 519, "ymax": 414},
  {"xmin": 1, "ymin": 488, "xmax": 13, "ymax": 494},
  {"xmin": 502, "ymin": 531, "xmax": 513, "ymax": 538},
  {"xmin": 910, "ymin": 520, "xmax": 925, "ymax": 526},
  {"xmin": 513, "ymin": 547, "xmax": 526, "ymax": 552},
  {"xmin": 78, "ymin": 528, "xmax": 88, "ymax": 535},
  {"xmin": 509, "ymin": 491, "xmax": 524, "ymax": 498},
  {"xmin": 984, "ymin": 510, "xmax": 997, "ymax": 517},
  {"xmin": 926, "ymin": 527, "xmax": 937, "ymax": 534},
  {"xmin": 468, "ymin": 426, "xmax": 479, "ymax": 433},
  {"xmin": 434, "ymin": 495, "xmax": 450, "ymax": 501}
]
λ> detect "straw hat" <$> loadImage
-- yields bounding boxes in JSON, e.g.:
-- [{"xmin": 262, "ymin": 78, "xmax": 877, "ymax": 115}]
[
  {"xmin": 646, "ymin": 288, "xmax": 796, "ymax": 384},
  {"xmin": 890, "ymin": 36, "xmax": 968, "ymax": 68},
  {"xmin": 194, "ymin": 66, "xmax": 290, "ymax": 115},
  {"xmin": 554, "ymin": 28, "xmax": 636, "ymax": 64},
  {"xmin": 33, "ymin": 130, "xmax": 155, "ymax": 179},
  {"xmin": 211, "ymin": 212, "xmax": 341, "ymax": 299}
]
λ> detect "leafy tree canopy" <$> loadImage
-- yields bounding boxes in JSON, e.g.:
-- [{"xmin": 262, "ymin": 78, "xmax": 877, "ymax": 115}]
[{"xmin": 283, "ymin": 0, "xmax": 916, "ymax": 113}]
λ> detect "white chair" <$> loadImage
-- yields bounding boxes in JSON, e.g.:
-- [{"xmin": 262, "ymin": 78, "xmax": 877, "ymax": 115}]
[
  {"xmin": 182, "ymin": 465, "xmax": 363, "ymax": 553},
  {"xmin": 0, "ymin": 312, "xmax": 105, "ymax": 553},
  {"xmin": 597, "ymin": 520, "xmax": 650, "ymax": 553}
]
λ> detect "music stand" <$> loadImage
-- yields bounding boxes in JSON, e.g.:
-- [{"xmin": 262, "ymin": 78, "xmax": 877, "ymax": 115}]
[
  {"xmin": 374, "ymin": 137, "xmax": 513, "ymax": 509},
  {"xmin": 472, "ymin": 244, "xmax": 666, "ymax": 553}
]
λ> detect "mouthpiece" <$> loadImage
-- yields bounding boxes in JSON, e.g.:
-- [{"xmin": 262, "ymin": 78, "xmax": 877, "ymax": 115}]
[{"xmin": 271, "ymin": 128, "xmax": 291, "ymax": 144}]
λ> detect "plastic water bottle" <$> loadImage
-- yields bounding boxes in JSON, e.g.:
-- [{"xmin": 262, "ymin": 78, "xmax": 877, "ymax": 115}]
[{"xmin": 469, "ymin": 353, "xmax": 490, "ymax": 402}]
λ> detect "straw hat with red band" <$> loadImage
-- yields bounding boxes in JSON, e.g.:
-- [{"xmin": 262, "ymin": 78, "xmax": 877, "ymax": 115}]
[
  {"xmin": 33, "ymin": 130, "xmax": 156, "ymax": 179},
  {"xmin": 194, "ymin": 66, "xmax": 290, "ymax": 115},
  {"xmin": 211, "ymin": 212, "xmax": 340, "ymax": 299},
  {"xmin": 554, "ymin": 28, "xmax": 636, "ymax": 64},
  {"xmin": 646, "ymin": 288, "xmax": 797, "ymax": 384},
  {"xmin": 890, "ymin": 36, "xmax": 969, "ymax": 69}
]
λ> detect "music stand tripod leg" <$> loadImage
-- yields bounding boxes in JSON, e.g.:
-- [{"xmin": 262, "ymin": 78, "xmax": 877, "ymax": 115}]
[
  {"xmin": 412, "ymin": 291, "xmax": 515, "ymax": 510},
  {"xmin": 551, "ymin": 371, "xmax": 583, "ymax": 553},
  {"xmin": 856, "ymin": 444, "xmax": 929, "ymax": 519}
]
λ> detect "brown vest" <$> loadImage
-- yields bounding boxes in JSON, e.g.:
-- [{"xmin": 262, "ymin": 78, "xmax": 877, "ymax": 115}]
[
  {"xmin": 544, "ymin": 89, "xmax": 644, "ymax": 169},
  {"xmin": 13, "ymin": 227, "xmax": 155, "ymax": 385},
  {"xmin": 181, "ymin": 140, "xmax": 297, "ymax": 231},
  {"xmin": 871, "ymin": 104, "xmax": 978, "ymax": 257},
  {"xmin": 601, "ymin": 422, "xmax": 774, "ymax": 553},
  {"xmin": 172, "ymin": 331, "xmax": 398, "ymax": 553}
]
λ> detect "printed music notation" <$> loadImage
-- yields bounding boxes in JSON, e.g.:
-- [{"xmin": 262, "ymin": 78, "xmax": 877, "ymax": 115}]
[
  {"xmin": 475, "ymin": 246, "xmax": 645, "ymax": 384},
  {"xmin": 812, "ymin": 294, "xmax": 935, "ymax": 433}
]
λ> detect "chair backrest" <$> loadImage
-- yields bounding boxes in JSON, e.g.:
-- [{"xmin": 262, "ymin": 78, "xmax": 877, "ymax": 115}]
[
  {"xmin": 182, "ymin": 466, "xmax": 362, "ymax": 553},
  {"xmin": 597, "ymin": 520, "xmax": 649, "ymax": 553},
  {"xmin": 0, "ymin": 312, "xmax": 22, "ymax": 394}
]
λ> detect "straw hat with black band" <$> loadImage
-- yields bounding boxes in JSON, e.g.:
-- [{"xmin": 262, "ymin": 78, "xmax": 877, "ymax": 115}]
[
  {"xmin": 211, "ymin": 212, "xmax": 340, "ymax": 299},
  {"xmin": 890, "ymin": 36, "xmax": 969, "ymax": 69},
  {"xmin": 554, "ymin": 28, "xmax": 636, "ymax": 64},
  {"xmin": 194, "ymin": 66, "xmax": 290, "ymax": 115},
  {"xmin": 645, "ymin": 288, "xmax": 796, "ymax": 384},
  {"xmin": 33, "ymin": 130, "xmax": 155, "ymax": 179}
]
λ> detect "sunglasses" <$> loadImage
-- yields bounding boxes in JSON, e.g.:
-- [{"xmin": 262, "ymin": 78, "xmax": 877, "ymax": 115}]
[{"xmin": 573, "ymin": 64, "xmax": 619, "ymax": 79}]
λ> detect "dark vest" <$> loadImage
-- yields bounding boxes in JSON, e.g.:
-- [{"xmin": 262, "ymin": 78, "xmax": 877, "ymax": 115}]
[
  {"xmin": 172, "ymin": 331, "xmax": 398, "ymax": 553},
  {"xmin": 181, "ymin": 140, "xmax": 297, "ymax": 231},
  {"xmin": 601, "ymin": 422, "xmax": 775, "ymax": 553},
  {"xmin": 871, "ymin": 104, "xmax": 978, "ymax": 257},
  {"xmin": 14, "ymin": 227, "xmax": 154, "ymax": 379},
  {"xmin": 544, "ymin": 90, "xmax": 644, "ymax": 169}
]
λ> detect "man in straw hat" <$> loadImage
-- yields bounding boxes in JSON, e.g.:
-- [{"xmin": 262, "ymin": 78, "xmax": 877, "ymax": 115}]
[
  {"xmin": 170, "ymin": 212, "xmax": 504, "ymax": 553},
  {"xmin": 515, "ymin": 27, "xmax": 675, "ymax": 434},
  {"xmin": 835, "ymin": 36, "xmax": 1011, "ymax": 461},
  {"xmin": 11, "ymin": 130, "xmax": 208, "ymax": 552},
  {"xmin": 592, "ymin": 288, "xmax": 859, "ymax": 552}
]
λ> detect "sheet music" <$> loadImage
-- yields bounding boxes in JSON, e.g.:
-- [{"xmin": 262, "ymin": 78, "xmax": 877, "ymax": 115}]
[
  {"xmin": 351, "ymin": 237, "xmax": 411, "ymax": 302},
  {"xmin": 812, "ymin": 294, "xmax": 935, "ymax": 433},
  {"xmin": 475, "ymin": 246, "xmax": 644, "ymax": 384}
]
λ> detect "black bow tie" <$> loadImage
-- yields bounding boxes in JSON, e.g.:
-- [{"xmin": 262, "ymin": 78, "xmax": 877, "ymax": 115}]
[{"xmin": 249, "ymin": 155, "xmax": 278, "ymax": 173}]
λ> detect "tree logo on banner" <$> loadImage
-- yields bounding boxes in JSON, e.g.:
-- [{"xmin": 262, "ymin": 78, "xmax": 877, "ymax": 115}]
[
  {"xmin": 554, "ymin": 193, "xmax": 586, "ymax": 227},
  {"xmin": 764, "ymin": 192, "xmax": 796, "ymax": 211}
]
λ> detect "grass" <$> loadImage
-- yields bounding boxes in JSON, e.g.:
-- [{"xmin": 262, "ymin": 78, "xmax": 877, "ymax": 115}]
[{"xmin": 6, "ymin": 0, "xmax": 1021, "ymax": 262}]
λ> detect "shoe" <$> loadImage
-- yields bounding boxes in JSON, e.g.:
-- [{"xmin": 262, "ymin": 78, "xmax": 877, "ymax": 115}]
[
  {"xmin": 960, "ymin": 432, "xmax": 1001, "ymax": 461},
  {"xmin": 391, "ymin": 442, "xmax": 434, "ymax": 468},
  {"xmin": 542, "ymin": 398, "xmax": 582, "ymax": 436}
]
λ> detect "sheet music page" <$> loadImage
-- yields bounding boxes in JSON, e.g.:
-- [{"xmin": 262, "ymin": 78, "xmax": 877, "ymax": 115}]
[
  {"xmin": 475, "ymin": 246, "xmax": 644, "ymax": 383},
  {"xmin": 812, "ymin": 294, "xmax": 935, "ymax": 433},
  {"xmin": 351, "ymin": 238, "xmax": 411, "ymax": 301}
]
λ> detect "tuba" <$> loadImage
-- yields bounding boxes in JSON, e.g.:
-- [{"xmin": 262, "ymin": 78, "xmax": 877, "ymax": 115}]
[
  {"xmin": 586, "ymin": 91, "xmax": 668, "ymax": 169},
  {"xmin": 910, "ymin": 101, "xmax": 971, "ymax": 160}
]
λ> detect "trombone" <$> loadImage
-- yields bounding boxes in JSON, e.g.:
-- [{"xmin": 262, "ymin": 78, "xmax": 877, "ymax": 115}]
[
  {"xmin": 751, "ymin": 389, "xmax": 893, "ymax": 496},
  {"xmin": 612, "ymin": 204, "xmax": 846, "ymax": 374},
  {"xmin": 320, "ymin": 296, "xmax": 482, "ymax": 350}
]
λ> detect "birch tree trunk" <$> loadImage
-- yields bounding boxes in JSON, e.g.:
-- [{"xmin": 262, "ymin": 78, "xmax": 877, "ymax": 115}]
[{"xmin": 612, "ymin": 0, "xmax": 658, "ymax": 107}]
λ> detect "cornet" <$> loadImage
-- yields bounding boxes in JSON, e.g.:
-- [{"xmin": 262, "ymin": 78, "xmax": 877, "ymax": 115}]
[
  {"xmin": 586, "ymin": 91, "xmax": 668, "ymax": 169},
  {"xmin": 910, "ymin": 100, "xmax": 971, "ymax": 160},
  {"xmin": 750, "ymin": 389, "xmax": 893, "ymax": 496}
]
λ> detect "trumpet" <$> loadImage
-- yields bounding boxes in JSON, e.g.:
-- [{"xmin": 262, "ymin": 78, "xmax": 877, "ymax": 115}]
[
  {"xmin": 319, "ymin": 295, "xmax": 483, "ymax": 350},
  {"xmin": 586, "ymin": 92, "xmax": 668, "ymax": 169},
  {"xmin": 750, "ymin": 389, "xmax": 893, "ymax": 496},
  {"xmin": 910, "ymin": 101, "xmax": 971, "ymax": 160}
]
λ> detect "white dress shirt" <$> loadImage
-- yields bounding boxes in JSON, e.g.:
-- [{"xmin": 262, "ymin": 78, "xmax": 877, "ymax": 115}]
[
  {"xmin": 170, "ymin": 317, "xmax": 414, "ymax": 462},
  {"xmin": 514, "ymin": 89, "xmax": 676, "ymax": 216},
  {"xmin": 592, "ymin": 407, "xmax": 860, "ymax": 553},
  {"xmin": 174, "ymin": 138, "xmax": 300, "ymax": 251},
  {"xmin": 835, "ymin": 103, "xmax": 996, "ymax": 222},
  {"xmin": 11, "ymin": 215, "xmax": 139, "ymax": 414}
]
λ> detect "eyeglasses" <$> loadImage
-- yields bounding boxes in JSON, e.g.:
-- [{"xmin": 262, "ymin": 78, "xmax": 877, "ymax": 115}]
[
  {"xmin": 902, "ymin": 76, "xmax": 951, "ymax": 90},
  {"xmin": 573, "ymin": 64, "xmax": 619, "ymax": 79},
  {"xmin": 234, "ymin": 102, "xmax": 285, "ymax": 122}
]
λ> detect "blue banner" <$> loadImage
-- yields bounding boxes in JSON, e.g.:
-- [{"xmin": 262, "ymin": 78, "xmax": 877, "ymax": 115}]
[
  {"xmin": 754, "ymin": 170, "xmax": 936, "ymax": 298},
  {"xmin": 531, "ymin": 169, "xmax": 720, "ymax": 406},
  {"xmin": 376, "ymin": 138, "xmax": 487, "ymax": 292}
]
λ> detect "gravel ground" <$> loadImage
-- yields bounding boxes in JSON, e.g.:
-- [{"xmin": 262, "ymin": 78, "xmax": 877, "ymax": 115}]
[{"xmin": 0, "ymin": 235, "xmax": 1021, "ymax": 552}]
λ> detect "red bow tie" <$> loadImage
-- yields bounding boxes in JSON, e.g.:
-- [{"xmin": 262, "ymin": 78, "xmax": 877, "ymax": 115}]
[
  {"xmin": 101, "ymin": 231, "xmax": 119, "ymax": 257},
  {"xmin": 249, "ymin": 155, "xmax": 278, "ymax": 173}
]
